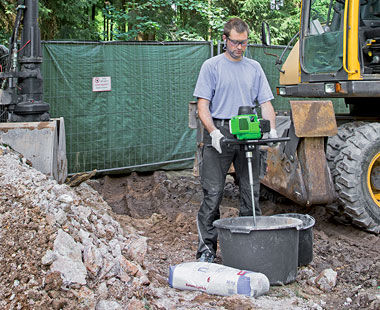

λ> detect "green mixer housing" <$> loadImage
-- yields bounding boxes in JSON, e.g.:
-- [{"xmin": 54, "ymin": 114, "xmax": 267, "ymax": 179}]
[{"xmin": 230, "ymin": 110, "xmax": 271, "ymax": 140}]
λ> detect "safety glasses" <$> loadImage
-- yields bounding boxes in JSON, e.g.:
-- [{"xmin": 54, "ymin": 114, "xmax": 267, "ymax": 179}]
[{"xmin": 227, "ymin": 37, "xmax": 248, "ymax": 47}]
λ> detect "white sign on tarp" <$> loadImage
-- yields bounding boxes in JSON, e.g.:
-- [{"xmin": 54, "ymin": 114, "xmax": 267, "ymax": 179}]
[
  {"xmin": 270, "ymin": 0, "xmax": 283, "ymax": 10},
  {"xmin": 92, "ymin": 76, "xmax": 111, "ymax": 92}
]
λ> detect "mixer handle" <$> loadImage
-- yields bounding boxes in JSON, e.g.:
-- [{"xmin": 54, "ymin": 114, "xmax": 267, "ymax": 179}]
[{"xmin": 221, "ymin": 137, "xmax": 290, "ymax": 146}]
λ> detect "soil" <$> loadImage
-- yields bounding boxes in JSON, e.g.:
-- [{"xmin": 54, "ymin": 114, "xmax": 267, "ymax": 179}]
[
  {"xmin": 89, "ymin": 169, "xmax": 380, "ymax": 310},
  {"xmin": 0, "ymin": 142, "xmax": 378, "ymax": 309}
]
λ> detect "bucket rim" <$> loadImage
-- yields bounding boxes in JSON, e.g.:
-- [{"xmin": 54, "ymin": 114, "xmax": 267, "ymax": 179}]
[
  {"xmin": 213, "ymin": 216, "xmax": 303, "ymax": 233},
  {"xmin": 271, "ymin": 213, "xmax": 315, "ymax": 230}
]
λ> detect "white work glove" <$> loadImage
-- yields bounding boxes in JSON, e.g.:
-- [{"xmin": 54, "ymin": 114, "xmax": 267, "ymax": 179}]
[
  {"xmin": 210, "ymin": 129, "xmax": 224, "ymax": 154},
  {"xmin": 268, "ymin": 128, "xmax": 278, "ymax": 147},
  {"xmin": 269, "ymin": 128, "xmax": 278, "ymax": 139}
]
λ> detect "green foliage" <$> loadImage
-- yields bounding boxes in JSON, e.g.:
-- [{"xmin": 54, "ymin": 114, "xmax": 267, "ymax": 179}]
[
  {"xmin": 1, "ymin": 0, "xmax": 303, "ymax": 45},
  {"xmin": 0, "ymin": 32, "xmax": 9, "ymax": 46},
  {"xmin": 103, "ymin": 0, "xmax": 226, "ymax": 42},
  {"xmin": 310, "ymin": 0, "xmax": 332, "ymax": 24},
  {"xmin": 0, "ymin": 0, "xmax": 17, "ymax": 45},
  {"xmin": 241, "ymin": 0, "xmax": 301, "ymax": 45},
  {"xmin": 39, "ymin": 0, "xmax": 101, "ymax": 40}
]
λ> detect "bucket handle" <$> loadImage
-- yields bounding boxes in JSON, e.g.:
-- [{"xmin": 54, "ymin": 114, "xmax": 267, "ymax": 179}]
[{"xmin": 229, "ymin": 227, "xmax": 252, "ymax": 234}]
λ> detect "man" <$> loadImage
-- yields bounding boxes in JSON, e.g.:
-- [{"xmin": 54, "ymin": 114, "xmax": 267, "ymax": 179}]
[{"xmin": 193, "ymin": 18, "xmax": 277, "ymax": 263}]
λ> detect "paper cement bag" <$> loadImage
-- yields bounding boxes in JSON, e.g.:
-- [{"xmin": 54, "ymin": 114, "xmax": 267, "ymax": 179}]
[{"xmin": 168, "ymin": 262, "xmax": 269, "ymax": 297}]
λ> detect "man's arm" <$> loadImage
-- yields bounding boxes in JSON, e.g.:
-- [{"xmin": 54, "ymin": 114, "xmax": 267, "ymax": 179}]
[
  {"xmin": 197, "ymin": 98, "xmax": 217, "ymax": 134},
  {"xmin": 260, "ymin": 101, "xmax": 276, "ymax": 129},
  {"xmin": 198, "ymin": 98, "xmax": 224, "ymax": 153}
]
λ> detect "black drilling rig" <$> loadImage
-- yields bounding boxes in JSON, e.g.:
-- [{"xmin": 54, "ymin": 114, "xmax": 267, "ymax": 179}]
[{"xmin": 0, "ymin": 0, "xmax": 50, "ymax": 122}]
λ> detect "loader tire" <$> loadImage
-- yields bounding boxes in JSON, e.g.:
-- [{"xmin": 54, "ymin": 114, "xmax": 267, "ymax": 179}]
[
  {"xmin": 326, "ymin": 121, "xmax": 366, "ymax": 179},
  {"xmin": 332, "ymin": 123, "xmax": 380, "ymax": 234},
  {"xmin": 326, "ymin": 122, "xmax": 367, "ymax": 223}
]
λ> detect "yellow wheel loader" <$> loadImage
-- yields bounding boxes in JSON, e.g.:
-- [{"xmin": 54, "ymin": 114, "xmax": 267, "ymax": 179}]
[{"xmin": 261, "ymin": 0, "xmax": 380, "ymax": 233}]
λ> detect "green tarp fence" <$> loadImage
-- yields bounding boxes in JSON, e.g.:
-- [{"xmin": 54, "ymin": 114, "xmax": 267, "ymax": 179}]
[
  {"xmin": 42, "ymin": 41, "xmax": 212, "ymax": 174},
  {"xmin": 42, "ymin": 41, "xmax": 346, "ymax": 174}
]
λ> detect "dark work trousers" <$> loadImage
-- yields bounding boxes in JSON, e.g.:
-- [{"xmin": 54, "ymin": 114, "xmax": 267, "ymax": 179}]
[{"xmin": 196, "ymin": 120, "xmax": 261, "ymax": 259}]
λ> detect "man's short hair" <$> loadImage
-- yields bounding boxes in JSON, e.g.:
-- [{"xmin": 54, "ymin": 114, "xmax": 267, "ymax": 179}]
[{"xmin": 223, "ymin": 18, "xmax": 250, "ymax": 38}]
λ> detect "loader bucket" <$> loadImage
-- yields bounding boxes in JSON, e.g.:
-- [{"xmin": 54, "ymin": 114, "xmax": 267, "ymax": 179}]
[{"xmin": 0, "ymin": 118, "xmax": 67, "ymax": 184}]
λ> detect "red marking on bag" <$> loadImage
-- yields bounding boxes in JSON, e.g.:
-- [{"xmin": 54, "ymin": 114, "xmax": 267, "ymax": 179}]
[{"xmin": 237, "ymin": 271, "xmax": 247, "ymax": 276}]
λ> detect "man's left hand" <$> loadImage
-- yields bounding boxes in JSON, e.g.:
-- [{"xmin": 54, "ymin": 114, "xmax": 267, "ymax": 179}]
[
  {"xmin": 269, "ymin": 128, "xmax": 278, "ymax": 139},
  {"xmin": 265, "ymin": 128, "xmax": 278, "ymax": 147}
]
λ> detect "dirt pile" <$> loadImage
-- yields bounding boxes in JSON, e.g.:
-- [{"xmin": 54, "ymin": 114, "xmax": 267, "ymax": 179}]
[{"xmin": 0, "ymin": 146, "xmax": 150, "ymax": 309}]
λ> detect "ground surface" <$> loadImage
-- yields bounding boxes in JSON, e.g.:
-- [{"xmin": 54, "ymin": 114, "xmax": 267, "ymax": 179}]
[
  {"xmin": 0, "ymin": 143, "xmax": 379, "ymax": 309},
  {"xmin": 90, "ymin": 169, "xmax": 380, "ymax": 309}
]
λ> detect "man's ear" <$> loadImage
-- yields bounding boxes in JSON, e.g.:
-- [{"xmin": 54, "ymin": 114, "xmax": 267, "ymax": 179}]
[{"xmin": 222, "ymin": 35, "xmax": 226, "ymax": 43}]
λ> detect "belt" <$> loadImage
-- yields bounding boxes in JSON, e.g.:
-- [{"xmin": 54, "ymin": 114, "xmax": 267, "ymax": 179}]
[{"xmin": 213, "ymin": 118, "xmax": 230, "ymax": 127}]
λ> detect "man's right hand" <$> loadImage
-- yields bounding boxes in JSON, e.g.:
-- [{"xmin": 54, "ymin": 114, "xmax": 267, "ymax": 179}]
[{"xmin": 210, "ymin": 129, "xmax": 224, "ymax": 154}]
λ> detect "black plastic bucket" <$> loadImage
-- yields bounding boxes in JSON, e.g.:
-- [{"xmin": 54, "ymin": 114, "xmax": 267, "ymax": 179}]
[
  {"xmin": 213, "ymin": 216, "xmax": 302, "ymax": 285},
  {"xmin": 274, "ymin": 213, "xmax": 315, "ymax": 266}
]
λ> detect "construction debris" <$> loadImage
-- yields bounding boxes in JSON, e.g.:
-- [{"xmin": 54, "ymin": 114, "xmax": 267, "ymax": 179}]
[{"xmin": 0, "ymin": 145, "xmax": 149, "ymax": 309}]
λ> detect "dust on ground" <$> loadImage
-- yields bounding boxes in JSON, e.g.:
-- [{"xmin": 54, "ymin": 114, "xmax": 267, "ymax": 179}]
[{"xmin": 89, "ymin": 169, "xmax": 380, "ymax": 309}]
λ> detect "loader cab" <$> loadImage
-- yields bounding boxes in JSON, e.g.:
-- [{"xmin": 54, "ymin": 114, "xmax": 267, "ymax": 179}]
[
  {"xmin": 300, "ymin": 0, "xmax": 351, "ymax": 82},
  {"xmin": 274, "ymin": 0, "xmax": 380, "ymax": 111},
  {"xmin": 360, "ymin": 0, "xmax": 380, "ymax": 74},
  {"xmin": 300, "ymin": 0, "xmax": 380, "ymax": 82},
  {"xmin": 301, "ymin": 0, "xmax": 344, "ymax": 78}
]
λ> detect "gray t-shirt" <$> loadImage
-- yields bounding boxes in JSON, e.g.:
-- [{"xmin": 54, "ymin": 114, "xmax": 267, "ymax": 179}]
[{"xmin": 193, "ymin": 53, "xmax": 274, "ymax": 119}]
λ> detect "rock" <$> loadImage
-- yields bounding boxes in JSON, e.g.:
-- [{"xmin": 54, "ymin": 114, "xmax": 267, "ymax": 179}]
[
  {"xmin": 99, "ymin": 242, "xmax": 109, "ymax": 257},
  {"xmin": 98, "ymin": 257, "xmax": 118, "ymax": 280},
  {"xmin": 119, "ymin": 255, "xmax": 139, "ymax": 277},
  {"xmin": 369, "ymin": 295, "xmax": 380, "ymax": 310},
  {"xmin": 77, "ymin": 286, "xmax": 96, "ymax": 309},
  {"xmin": 96, "ymin": 282, "xmax": 108, "ymax": 300},
  {"xmin": 315, "ymin": 268, "xmax": 337, "ymax": 292},
  {"xmin": 83, "ymin": 245, "xmax": 103, "ymax": 277},
  {"xmin": 54, "ymin": 208, "xmax": 67, "ymax": 225},
  {"xmin": 96, "ymin": 222, "xmax": 106, "ymax": 238},
  {"xmin": 309, "ymin": 303, "xmax": 323, "ymax": 310},
  {"xmin": 368, "ymin": 279, "xmax": 378, "ymax": 287},
  {"xmin": 126, "ymin": 236, "xmax": 147, "ymax": 266},
  {"xmin": 307, "ymin": 276, "xmax": 317, "ymax": 286},
  {"xmin": 109, "ymin": 239, "xmax": 122, "ymax": 258},
  {"xmin": 41, "ymin": 250, "xmax": 58, "ymax": 265},
  {"xmin": 78, "ymin": 229, "xmax": 93, "ymax": 246},
  {"xmin": 105, "ymin": 224, "xmax": 116, "ymax": 240},
  {"xmin": 57, "ymin": 194, "xmax": 73, "ymax": 204},
  {"xmin": 101, "ymin": 213, "xmax": 113, "ymax": 224},
  {"xmin": 46, "ymin": 213, "xmax": 57, "ymax": 226},
  {"xmin": 50, "ymin": 229, "xmax": 87, "ymax": 286},
  {"xmin": 139, "ymin": 274, "xmax": 150, "ymax": 286},
  {"xmin": 344, "ymin": 297, "xmax": 352, "ymax": 306},
  {"xmin": 96, "ymin": 300, "xmax": 121, "ymax": 310},
  {"xmin": 118, "ymin": 268, "xmax": 131, "ymax": 283},
  {"xmin": 298, "ymin": 267, "xmax": 314, "ymax": 280},
  {"xmin": 76, "ymin": 205, "xmax": 92, "ymax": 220}
]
